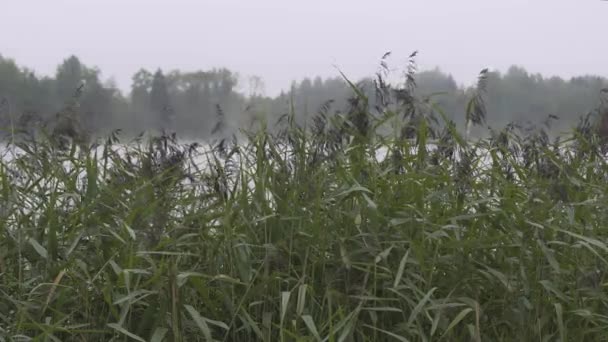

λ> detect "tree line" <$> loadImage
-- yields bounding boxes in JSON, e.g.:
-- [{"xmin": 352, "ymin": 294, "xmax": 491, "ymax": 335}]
[{"xmin": 1, "ymin": 54, "xmax": 607, "ymax": 141}]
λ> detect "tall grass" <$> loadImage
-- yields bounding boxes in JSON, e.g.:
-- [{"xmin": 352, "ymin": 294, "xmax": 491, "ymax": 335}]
[{"xmin": 1, "ymin": 58, "xmax": 608, "ymax": 341}]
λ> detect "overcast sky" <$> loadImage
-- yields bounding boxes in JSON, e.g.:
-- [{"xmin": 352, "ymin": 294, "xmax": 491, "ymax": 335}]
[{"xmin": 2, "ymin": 0, "xmax": 606, "ymax": 96}]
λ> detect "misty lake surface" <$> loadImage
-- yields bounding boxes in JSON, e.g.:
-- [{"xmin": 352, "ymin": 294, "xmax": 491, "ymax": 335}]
[{"xmin": 0, "ymin": 140, "xmax": 501, "ymax": 170}]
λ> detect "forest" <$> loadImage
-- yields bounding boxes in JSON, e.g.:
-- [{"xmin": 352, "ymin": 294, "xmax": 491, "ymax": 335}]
[{"xmin": 1, "ymin": 53, "xmax": 607, "ymax": 141}]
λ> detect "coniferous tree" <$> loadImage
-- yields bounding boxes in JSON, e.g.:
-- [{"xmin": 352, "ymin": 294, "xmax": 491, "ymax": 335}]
[{"xmin": 150, "ymin": 69, "xmax": 173, "ymax": 132}]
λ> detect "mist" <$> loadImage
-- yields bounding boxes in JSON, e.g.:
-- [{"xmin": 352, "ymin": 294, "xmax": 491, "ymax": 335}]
[
  {"xmin": 1, "ymin": 0, "xmax": 608, "ymax": 141},
  {"xmin": 2, "ymin": 0, "xmax": 607, "ymax": 96}
]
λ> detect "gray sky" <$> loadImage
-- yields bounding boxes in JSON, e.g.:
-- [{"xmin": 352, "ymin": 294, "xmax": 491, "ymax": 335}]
[{"xmin": 2, "ymin": 0, "xmax": 606, "ymax": 96}]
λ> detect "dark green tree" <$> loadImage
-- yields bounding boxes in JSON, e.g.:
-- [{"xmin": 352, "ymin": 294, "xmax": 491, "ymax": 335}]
[
  {"xmin": 55, "ymin": 56, "xmax": 85, "ymax": 105},
  {"xmin": 150, "ymin": 69, "xmax": 173, "ymax": 132}
]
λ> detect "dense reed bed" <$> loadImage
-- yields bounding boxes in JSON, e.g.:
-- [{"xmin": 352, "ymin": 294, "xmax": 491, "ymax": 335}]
[{"xmin": 1, "ymin": 63, "xmax": 608, "ymax": 341}]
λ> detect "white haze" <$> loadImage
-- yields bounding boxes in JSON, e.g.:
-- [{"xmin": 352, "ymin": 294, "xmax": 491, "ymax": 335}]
[{"xmin": 1, "ymin": 0, "xmax": 607, "ymax": 96}]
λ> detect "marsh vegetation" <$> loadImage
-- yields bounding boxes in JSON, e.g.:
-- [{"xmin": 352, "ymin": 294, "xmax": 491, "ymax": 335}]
[{"xmin": 1, "ymin": 54, "xmax": 608, "ymax": 341}]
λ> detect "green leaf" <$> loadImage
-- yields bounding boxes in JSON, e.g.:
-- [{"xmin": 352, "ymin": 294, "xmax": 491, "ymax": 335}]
[
  {"xmin": 363, "ymin": 324, "xmax": 410, "ymax": 342},
  {"xmin": 363, "ymin": 306, "xmax": 402, "ymax": 313},
  {"xmin": 205, "ymin": 317, "xmax": 229, "ymax": 331},
  {"xmin": 302, "ymin": 315, "xmax": 322, "ymax": 341},
  {"xmin": 441, "ymin": 308, "xmax": 473, "ymax": 339},
  {"xmin": 375, "ymin": 244, "xmax": 394, "ymax": 264},
  {"xmin": 537, "ymin": 239, "xmax": 561, "ymax": 274},
  {"xmin": 362, "ymin": 193, "xmax": 377, "ymax": 210},
  {"xmin": 281, "ymin": 291, "xmax": 291, "ymax": 326},
  {"xmin": 539, "ymin": 280, "xmax": 569, "ymax": 302},
  {"xmin": 123, "ymin": 222, "xmax": 136, "ymax": 240},
  {"xmin": 184, "ymin": 304, "xmax": 213, "ymax": 341},
  {"xmin": 112, "ymin": 289, "xmax": 155, "ymax": 305},
  {"xmin": 296, "ymin": 284, "xmax": 308, "ymax": 317},
  {"xmin": 65, "ymin": 232, "xmax": 83, "ymax": 257},
  {"xmin": 28, "ymin": 238, "xmax": 48, "ymax": 259},
  {"xmin": 481, "ymin": 265, "xmax": 511, "ymax": 290},
  {"xmin": 150, "ymin": 327, "xmax": 168, "ymax": 342},
  {"xmin": 558, "ymin": 229, "xmax": 608, "ymax": 252},
  {"xmin": 240, "ymin": 308, "xmax": 265, "ymax": 341},
  {"xmin": 555, "ymin": 303, "xmax": 565, "ymax": 342},
  {"xmin": 393, "ymin": 249, "xmax": 410, "ymax": 288},
  {"xmin": 107, "ymin": 323, "xmax": 146, "ymax": 342},
  {"xmin": 336, "ymin": 68, "xmax": 367, "ymax": 103},
  {"xmin": 407, "ymin": 287, "xmax": 437, "ymax": 326},
  {"xmin": 335, "ymin": 185, "xmax": 373, "ymax": 198}
]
